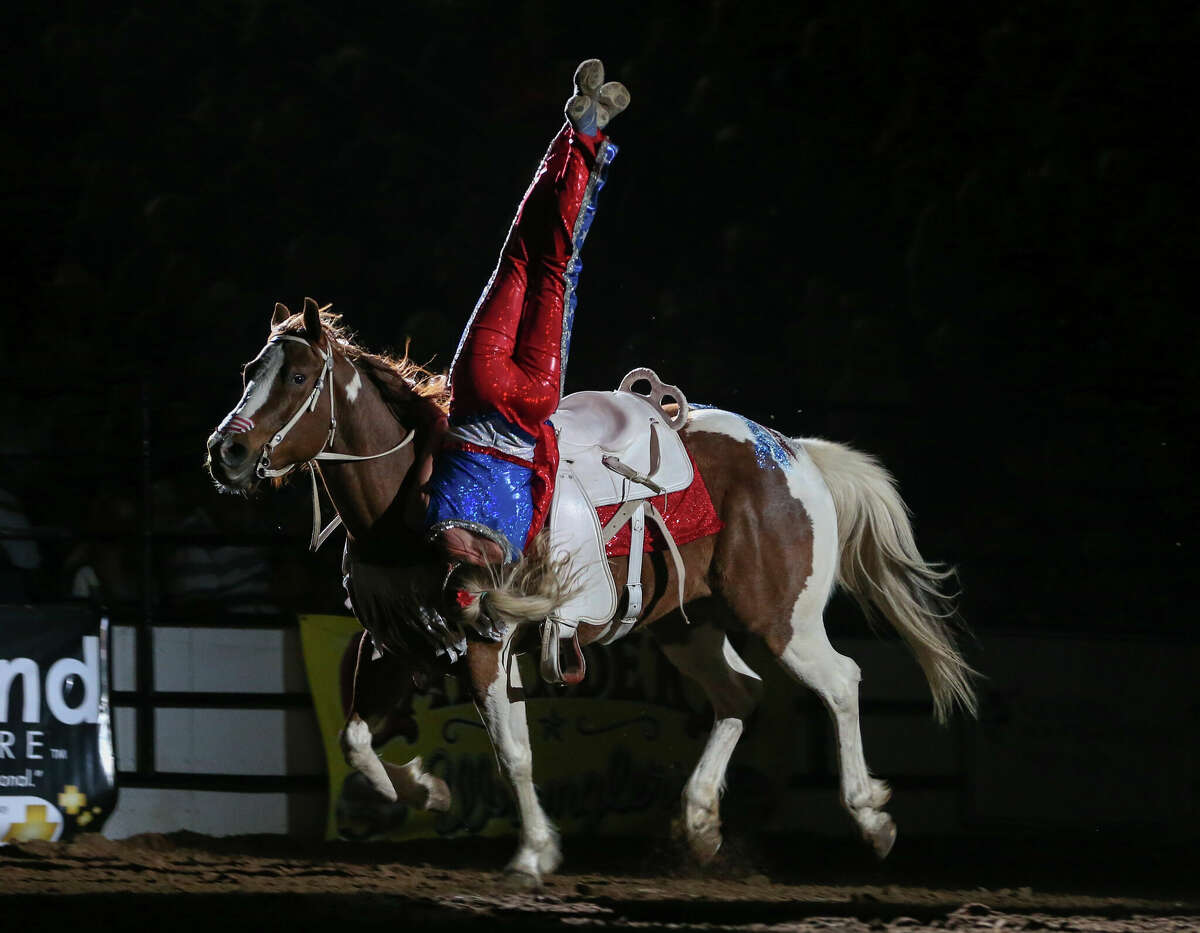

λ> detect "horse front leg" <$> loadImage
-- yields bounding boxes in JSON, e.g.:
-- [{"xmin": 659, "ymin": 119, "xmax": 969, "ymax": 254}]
[
  {"xmin": 466, "ymin": 636, "xmax": 561, "ymax": 885},
  {"xmin": 339, "ymin": 715, "xmax": 450, "ymax": 811},
  {"xmin": 338, "ymin": 635, "xmax": 450, "ymax": 812}
]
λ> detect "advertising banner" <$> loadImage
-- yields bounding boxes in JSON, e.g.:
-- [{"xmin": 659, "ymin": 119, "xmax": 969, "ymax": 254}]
[
  {"xmin": 0, "ymin": 604, "xmax": 117, "ymax": 843},
  {"xmin": 299, "ymin": 614, "xmax": 805, "ymax": 842}
]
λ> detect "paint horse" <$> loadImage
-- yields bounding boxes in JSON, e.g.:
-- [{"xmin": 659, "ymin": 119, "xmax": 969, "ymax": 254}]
[{"xmin": 207, "ymin": 298, "xmax": 977, "ymax": 883}]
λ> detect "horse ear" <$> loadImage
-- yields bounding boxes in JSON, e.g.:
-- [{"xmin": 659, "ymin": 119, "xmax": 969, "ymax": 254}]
[
  {"xmin": 302, "ymin": 297, "xmax": 322, "ymax": 343},
  {"xmin": 272, "ymin": 301, "xmax": 291, "ymax": 327}
]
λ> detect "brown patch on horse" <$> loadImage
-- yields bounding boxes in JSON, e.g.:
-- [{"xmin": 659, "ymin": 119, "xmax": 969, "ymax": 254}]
[
  {"xmin": 463, "ymin": 639, "xmax": 524, "ymax": 704},
  {"xmin": 592, "ymin": 427, "xmax": 814, "ymax": 656}
]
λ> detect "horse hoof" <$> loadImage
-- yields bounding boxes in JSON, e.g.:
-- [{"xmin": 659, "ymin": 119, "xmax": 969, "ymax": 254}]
[
  {"xmin": 537, "ymin": 845, "xmax": 563, "ymax": 877},
  {"xmin": 421, "ymin": 774, "xmax": 452, "ymax": 812},
  {"xmin": 869, "ymin": 814, "xmax": 897, "ymax": 860},
  {"xmin": 503, "ymin": 868, "xmax": 542, "ymax": 890},
  {"xmin": 672, "ymin": 815, "xmax": 722, "ymax": 865},
  {"xmin": 688, "ymin": 831, "xmax": 723, "ymax": 865}
]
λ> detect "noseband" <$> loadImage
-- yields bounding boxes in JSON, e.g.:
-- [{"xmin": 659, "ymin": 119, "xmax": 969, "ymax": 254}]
[{"xmin": 255, "ymin": 333, "xmax": 415, "ymax": 550}]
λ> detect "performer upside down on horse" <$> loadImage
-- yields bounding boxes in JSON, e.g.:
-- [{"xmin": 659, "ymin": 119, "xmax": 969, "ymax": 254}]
[
  {"xmin": 333, "ymin": 60, "xmax": 631, "ymax": 662},
  {"xmin": 206, "ymin": 60, "xmax": 975, "ymax": 874},
  {"xmin": 414, "ymin": 60, "xmax": 628, "ymax": 569}
]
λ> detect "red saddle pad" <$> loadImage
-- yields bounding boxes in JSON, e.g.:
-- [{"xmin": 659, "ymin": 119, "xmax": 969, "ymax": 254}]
[{"xmin": 597, "ymin": 451, "xmax": 724, "ymax": 557}]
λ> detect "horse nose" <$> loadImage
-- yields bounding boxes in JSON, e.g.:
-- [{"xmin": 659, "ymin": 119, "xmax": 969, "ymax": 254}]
[{"xmin": 221, "ymin": 437, "xmax": 249, "ymax": 468}]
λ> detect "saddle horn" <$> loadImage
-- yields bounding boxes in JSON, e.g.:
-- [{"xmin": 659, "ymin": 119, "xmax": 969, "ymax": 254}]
[{"xmin": 619, "ymin": 367, "xmax": 689, "ymax": 432}]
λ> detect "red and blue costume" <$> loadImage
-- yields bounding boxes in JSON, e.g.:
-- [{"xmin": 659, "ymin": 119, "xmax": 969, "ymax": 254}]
[{"xmin": 424, "ymin": 124, "xmax": 618, "ymax": 559}]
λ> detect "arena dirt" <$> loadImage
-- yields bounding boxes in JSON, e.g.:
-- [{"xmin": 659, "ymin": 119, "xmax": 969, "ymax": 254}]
[{"xmin": 2, "ymin": 832, "xmax": 1196, "ymax": 931}]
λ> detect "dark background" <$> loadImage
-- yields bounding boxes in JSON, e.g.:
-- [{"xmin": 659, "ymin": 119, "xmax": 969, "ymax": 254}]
[{"xmin": 2, "ymin": 1, "xmax": 1194, "ymax": 633}]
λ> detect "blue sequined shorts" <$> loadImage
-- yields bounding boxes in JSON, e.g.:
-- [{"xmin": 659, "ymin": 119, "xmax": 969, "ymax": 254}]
[{"xmin": 424, "ymin": 447, "xmax": 535, "ymax": 558}]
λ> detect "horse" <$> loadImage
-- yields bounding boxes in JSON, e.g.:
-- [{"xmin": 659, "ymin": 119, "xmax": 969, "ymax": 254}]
[{"xmin": 206, "ymin": 296, "xmax": 977, "ymax": 884}]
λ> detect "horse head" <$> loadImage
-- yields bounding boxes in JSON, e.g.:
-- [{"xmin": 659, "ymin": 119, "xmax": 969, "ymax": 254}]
[{"xmin": 207, "ymin": 297, "xmax": 338, "ymax": 493}]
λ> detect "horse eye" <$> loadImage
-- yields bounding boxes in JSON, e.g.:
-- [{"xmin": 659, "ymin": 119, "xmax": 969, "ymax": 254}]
[{"xmin": 292, "ymin": 373, "xmax": 307, "ymax": 385}]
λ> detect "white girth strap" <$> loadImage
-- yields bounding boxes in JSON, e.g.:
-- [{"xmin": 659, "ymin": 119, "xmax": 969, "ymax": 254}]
[
  {"xmin": 595, "ymin": 495, "xmax": 690, "ymax": 645},
  {"xmin": 591, "ymin": 437, "xmax": 693, "ymax": 641},
  {"xmin": 256, "ymin": 334, "xmax": 416, "ymax": 550},
  {"xmin": 646, "ymin": 500, "xmax": 690, "ymax": 626},
  {"xmin": 596, "ymin": 502, "xmax": 645, "ymax": 645}
]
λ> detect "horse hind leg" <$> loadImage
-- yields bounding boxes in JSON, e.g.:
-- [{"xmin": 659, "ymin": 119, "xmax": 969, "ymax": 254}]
[
  {"xmin": 776, "ymin": 612, "xmax": 896, "ymax": 858},
  {"xmin": 658, "ymin": 618, "xmax": 764, "ymax": 863}
]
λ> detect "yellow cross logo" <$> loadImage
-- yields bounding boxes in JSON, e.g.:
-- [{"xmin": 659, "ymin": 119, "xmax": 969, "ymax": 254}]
[
  {"xmin": 2, "ymin": 805, "xmax": 60, "ymax": 843},
  {"xmin": 58, "ymin": 785, "xmax": 88, "ymax": 815}
]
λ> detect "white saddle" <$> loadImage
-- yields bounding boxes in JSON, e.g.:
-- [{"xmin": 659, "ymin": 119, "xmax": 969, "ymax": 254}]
[{"xmin": 540, "ymin": 369, "xmax": 694, "ymax": 683}]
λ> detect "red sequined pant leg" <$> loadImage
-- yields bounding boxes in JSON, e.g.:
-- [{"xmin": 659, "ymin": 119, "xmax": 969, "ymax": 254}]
[{"xmin": 449, "ymin": 124, "xmax": 604, "ymax": 435}]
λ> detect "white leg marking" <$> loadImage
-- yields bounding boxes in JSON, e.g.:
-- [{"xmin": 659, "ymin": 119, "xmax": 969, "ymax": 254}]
[
  {"xmin": 778, "ymin": 611, "xmax": 895, "ymax": 858},
  {"xmin": 339, "ymin": 714, "xmax": 398, "ymax": 803},
  {"xmin": 661, "ymin": 626, "xmax": 763, "ymax": 863},
  {"xmin": 680, "ymin": 717, "xmax": 741, "ymax": 861},
  {"xmin": 340, "ymin": 717, "xmax": 451, "ymax": 811},
  {"xmin": 477, "ymin": 635, "xmax": 560, "ymax": 883}
]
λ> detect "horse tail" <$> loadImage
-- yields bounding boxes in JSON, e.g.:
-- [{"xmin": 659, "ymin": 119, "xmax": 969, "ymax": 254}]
[{"xmin": 801, "ymin": 438, "xmax": 978, "ymax": 723}]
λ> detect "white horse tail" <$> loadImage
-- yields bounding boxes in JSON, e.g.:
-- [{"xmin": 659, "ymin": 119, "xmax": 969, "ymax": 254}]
[{"xmin": 801, "ymin": 438, "xmax": 979, "ymax": 723}]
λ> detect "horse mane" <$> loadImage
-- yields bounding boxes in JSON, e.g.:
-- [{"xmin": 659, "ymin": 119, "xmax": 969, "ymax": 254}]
[{"xmin": 273, "ymin": 310, "xmax": 450, "ymax": 424}]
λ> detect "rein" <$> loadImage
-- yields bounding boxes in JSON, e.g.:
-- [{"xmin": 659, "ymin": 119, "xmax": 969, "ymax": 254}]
[{"xmin": 256, "ymin": 334, "xmax": 416, "ymax": 550}]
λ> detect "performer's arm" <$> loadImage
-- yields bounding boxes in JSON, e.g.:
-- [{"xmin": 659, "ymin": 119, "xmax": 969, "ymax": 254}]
[{"xmin": 405, "ymin": 412, "xmax": 448, "ymax": 528}]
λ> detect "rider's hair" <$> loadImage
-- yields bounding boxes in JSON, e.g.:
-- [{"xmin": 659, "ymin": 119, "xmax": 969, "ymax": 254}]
[{"xmin": 453, "ymin": 532, "xmax": 581, "ymax": 630}]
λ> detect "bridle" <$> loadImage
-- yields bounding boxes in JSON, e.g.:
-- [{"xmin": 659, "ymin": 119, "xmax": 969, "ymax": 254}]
[{"xmin": 255, "ymin": 333, "xmax": 415, "ymax": 550}]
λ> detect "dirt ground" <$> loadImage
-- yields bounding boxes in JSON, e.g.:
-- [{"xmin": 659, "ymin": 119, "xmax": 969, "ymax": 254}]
[{"xmin": 2, "ymin": 832, "xmax": 1196, "ymax": 932}]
